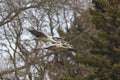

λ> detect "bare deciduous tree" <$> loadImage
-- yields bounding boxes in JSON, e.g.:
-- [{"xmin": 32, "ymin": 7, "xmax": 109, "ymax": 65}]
[{"xmin": 0, "ymin": 0, "xmax": 91, "ymax": 80}]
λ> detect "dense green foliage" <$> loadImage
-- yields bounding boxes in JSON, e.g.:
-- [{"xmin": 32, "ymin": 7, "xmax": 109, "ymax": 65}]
[
  {"xmin": 88, "ymin": 0, "xmax": 120, "ymax": 79},
  {"xmin": 74, "ymin": 0, "xmax": 120, "ymax": 80}
]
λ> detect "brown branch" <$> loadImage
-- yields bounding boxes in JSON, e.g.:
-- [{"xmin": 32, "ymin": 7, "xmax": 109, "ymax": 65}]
[
  {"xmin": 0, "ymin": 56, "xmax": 41, "ymax": 77},
  {"xmin": 0, "ymin": 0, "xmax": 46, "ymax": 27},
  {"xmin": 0, "ymin": 6, "xmax": 34, "ymax": 27}
]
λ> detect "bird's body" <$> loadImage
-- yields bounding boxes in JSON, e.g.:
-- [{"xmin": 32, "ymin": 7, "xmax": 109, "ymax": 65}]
[
  {"xmin": 42, "ymin": 41, "xmax": 62, "ymax": 50},
  {"xmin": 42, "ymin": 41, "xmax": 76, "ymax": 51}
]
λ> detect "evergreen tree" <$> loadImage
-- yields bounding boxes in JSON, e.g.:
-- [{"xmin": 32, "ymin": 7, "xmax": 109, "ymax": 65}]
[{"xmin": 74, "ymin": 0, "xmax": 120, "ymax": 80}]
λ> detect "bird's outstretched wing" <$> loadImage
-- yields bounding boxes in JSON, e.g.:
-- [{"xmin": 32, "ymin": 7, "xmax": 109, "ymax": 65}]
[{"xmin": 28, "ymin": 29, "xmax": 47, "ymax": 38}]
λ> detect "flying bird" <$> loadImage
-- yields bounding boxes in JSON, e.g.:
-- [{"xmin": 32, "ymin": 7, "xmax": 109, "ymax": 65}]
[
  {"xmin": 28, "ymin": 29, "xmax": 63, "ymax": 43},
  {"xmin": 27, "ymin": 29, "xmax": 76, "ymax": 52}
]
